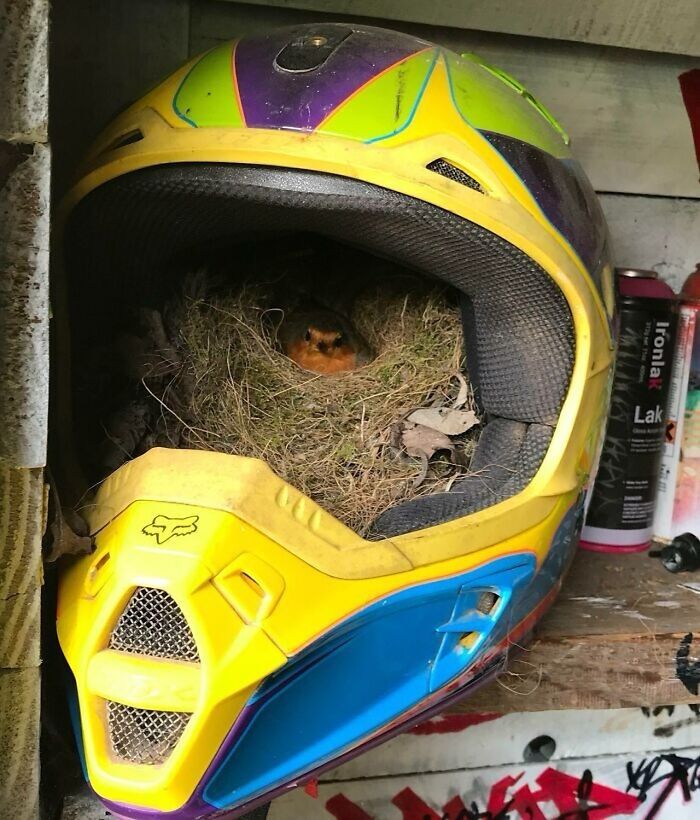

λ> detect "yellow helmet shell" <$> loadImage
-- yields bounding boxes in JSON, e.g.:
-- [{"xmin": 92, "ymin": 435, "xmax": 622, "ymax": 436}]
[{"xmin": 56, "ymin": 23, "xmax": 614, "ymax": 819}]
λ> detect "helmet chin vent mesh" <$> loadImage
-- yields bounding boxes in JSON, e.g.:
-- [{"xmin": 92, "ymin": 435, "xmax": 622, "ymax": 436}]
[
  {"xmin": 426, "ymin": 159, "xmax": 485, "ymax": 193},
  {"xmin": 107, "ymin": 702, "xmax": 191, "ymax": 764},
  {"xmin": 109, "ymin": 587, "xmax": 199, "ymax": 662}
]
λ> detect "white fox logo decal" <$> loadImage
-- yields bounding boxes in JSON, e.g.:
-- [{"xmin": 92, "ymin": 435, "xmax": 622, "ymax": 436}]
[{"xmin": 142, "ymin": 514, "xmax": 199, "ymax": 544}]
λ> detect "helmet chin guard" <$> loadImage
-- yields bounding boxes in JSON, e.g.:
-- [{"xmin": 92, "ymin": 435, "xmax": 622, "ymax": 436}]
[{"xmin": 56, "ymin": 23, "xmax": 614, "ymax": 819}]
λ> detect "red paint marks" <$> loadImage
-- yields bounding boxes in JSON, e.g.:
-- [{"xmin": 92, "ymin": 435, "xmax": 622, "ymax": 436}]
[
  {"xmin": 679, "ymin": 68, "xmax": 700, "ymax": 174},
  {"xmin": 325, "ymin": 766, "xmax": 640, "ymax": 819},
  {"xmin": 442, "ymin": 794, "xmax": 470, "ymax": 817},
  {"xmin": 509, "ymin": 784, "xmax": 549, "ymax": 820},
  {"xmin": 325, "ymin": 793, "xmax": 373, "ymax": 820},
  {"xmin": 408, "ymin": 711, "xmax": 501, "ymax": 736},
  {"xmin": 304, "ymin": 778, "xmax": 319, "ymax": 799},
  {"xmin": 487, "ymin": 772, "xmax": 525, "ymax": 815},
  {"xmin": 533, "ymin": 768, "xmax": 640, "ymax": 819},
  {"xmin": 487, "ymin": 768, "xmax": 640, "ymax": 818},
  {"xmin": 392, "ymin": 787, "xmax": 441, "ymax": 820}
]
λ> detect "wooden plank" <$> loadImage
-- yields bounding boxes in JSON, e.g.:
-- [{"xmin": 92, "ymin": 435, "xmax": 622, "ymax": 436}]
[
  {"xmin": 0, "ymin": 473, "xmax": 42, "ymax": 820},
  {"xmin": 599, "ymin": 194, "xmax": 700, "ymax": 292},
  {"xmin": 191, "ymin": 1, "xmax": 700, "ymax": 198},
  {"xmin": 455, "ymin": 550, "xmax": 700, "ymax": 713},
  {"xmin": 50, "ymin": 0, "xmax": 190, "ymax": 198},
  {"xmin": 227, "ymin": 0, "xmax": 700, "ymax": 57},
  {"xmin": 0, "ymin": 669, "xmax": 40, "ymax": 820}
]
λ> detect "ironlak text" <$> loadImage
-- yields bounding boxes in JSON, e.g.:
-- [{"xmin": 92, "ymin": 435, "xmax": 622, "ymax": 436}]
[
  {"xmin": 648, "ymin": 321, "xmax": 670, "ymax": 389},
  {"xmin": 584, "ymin": 308, "xmax": 676, "ymax": 536}
]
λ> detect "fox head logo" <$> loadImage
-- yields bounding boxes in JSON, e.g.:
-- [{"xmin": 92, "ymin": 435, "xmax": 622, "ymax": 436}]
[{"xmin": 142, "ymin": 514, "xmax": 199, "ymax": 544}]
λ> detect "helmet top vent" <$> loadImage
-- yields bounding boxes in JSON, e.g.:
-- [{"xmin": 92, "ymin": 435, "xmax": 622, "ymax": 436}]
[{"xmin": 426, "ymin": 159, "xmax": 485, "ymax": 193}]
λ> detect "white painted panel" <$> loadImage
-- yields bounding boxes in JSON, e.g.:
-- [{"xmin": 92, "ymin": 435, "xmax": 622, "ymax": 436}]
[
  {"xmin": 600, "ymin": 195, "xmax": 700, "ymax": 290},
  {"xmin": 191, "ymin": 2, "xmax": 700, "ymax": 198},
  {"xmin": 229, "ymin": 0, "xmax": 700, "ymax": 56},
  {"xmin": 323, "ymin": 705, "xmax": 700, "ymax": 781},
  {"xmin": 269, "ymin": 747, "xmax": 700, "ymax": 818}
]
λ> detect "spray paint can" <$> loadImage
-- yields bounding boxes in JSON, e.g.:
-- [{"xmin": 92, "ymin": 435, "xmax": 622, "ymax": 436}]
[
  {"xmin": 581, "ymin": 269, "xmax": 677, "ymax": 552},
  {"xmin": 654, "ymin": 263, "xmax": 700, "ymax": 542}
]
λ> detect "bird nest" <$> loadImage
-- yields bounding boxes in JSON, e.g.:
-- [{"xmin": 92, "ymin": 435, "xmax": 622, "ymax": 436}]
[{"xmin": 97, "ymin": 266, "xmax": 481, "ymax": 537}]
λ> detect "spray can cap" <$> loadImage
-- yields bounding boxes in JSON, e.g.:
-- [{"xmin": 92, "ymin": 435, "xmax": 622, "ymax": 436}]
[
  {"xmin": 616, "ymin": 268, "xmax": 658, "ymax": 279},
  {"xmin": 680, "ymin": 263, "xmax": 700, "ymax": 303}
]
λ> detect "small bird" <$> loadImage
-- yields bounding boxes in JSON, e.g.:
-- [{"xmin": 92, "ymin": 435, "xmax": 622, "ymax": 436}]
[{"xmin": 278, "ymin": 308, "xmax": 372, "ymax": 375}]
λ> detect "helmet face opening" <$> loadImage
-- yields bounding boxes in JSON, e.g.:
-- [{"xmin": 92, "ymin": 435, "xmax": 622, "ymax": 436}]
[
  {"xmin": 54, "ymin": 22, "xmax": 614, "ymax": 820},
  {"xmin": 65, "ymin": 163, "xmax": 576, "ymax": 536}
]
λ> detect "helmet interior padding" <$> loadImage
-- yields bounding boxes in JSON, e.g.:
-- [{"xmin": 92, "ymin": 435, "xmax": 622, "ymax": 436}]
[{"xmin": 64, "ymin": 164, "xmax": 574, "ymax": 536}]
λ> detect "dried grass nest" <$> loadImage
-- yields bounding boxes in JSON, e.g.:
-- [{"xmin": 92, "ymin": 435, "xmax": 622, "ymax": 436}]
[{"xmin": 146, "ymin": 274, "xmax": 481, "ymax": 537}]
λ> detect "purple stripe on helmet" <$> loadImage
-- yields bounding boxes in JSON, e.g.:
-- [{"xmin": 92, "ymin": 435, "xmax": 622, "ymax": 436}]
[
  {"xmin": 481, "ymin": 131, "xmax": 608, "ymax": 277},
  {"xmin": 234, "ymin": 24, "xmax": 425, "ymax": 131}
]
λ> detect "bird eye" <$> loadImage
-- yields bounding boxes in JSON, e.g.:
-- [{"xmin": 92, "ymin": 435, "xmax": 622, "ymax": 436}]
[
  {"xmin": 305, "ymin": 329, "xmax": 311, "ymax": 342},
  {"xmin": 333, "ymin": 335, "xmax": 344, "ymax": 348}
]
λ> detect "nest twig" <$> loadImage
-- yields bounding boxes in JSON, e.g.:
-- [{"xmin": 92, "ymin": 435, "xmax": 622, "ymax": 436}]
[{"xmin": 153, "ymin": 279, "xmax": 479, "ymax": 536}]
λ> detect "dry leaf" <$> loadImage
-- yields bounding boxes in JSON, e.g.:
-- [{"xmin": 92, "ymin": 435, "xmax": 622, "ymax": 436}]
[
  {"xmin": 406, "ymin": 407, "xmax": 479, "ymax": 436},
  {"xmin": 453, "ymin": 373, "xmax": 469, "ymax": 409},
  {"xmin": 401, "ymin": 423, "xmax": 454, "ymax": 459}
]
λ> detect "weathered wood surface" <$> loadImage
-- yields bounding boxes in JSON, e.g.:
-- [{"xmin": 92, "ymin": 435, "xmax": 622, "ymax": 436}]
[
  {"xmin": 457, "ymin": 550, "xmax": 700, "ymax": 713},
  {"xmin": 192, "ymin": 1, "xmax": 700, "ymax": 198},
  {"xmin": 599, "ymin": 195, "xmax": 700, "ymax": 292},
  {"xmin": 229, "ymin": 0, "xmax": 700, "ymax": 56},
  {"xmin": 0, "ymin": 467, "xmax": 45, "ymax": 820},
  {"xmin": 0, "ymin": 669, "xmax": 41, "ymax": 820},
  {"xmin": 0, "ymin": 468, "xmax": 44, "ymax": 667}
]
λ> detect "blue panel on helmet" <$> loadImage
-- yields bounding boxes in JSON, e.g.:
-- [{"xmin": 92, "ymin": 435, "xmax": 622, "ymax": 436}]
[
  {"xmin": 500, "ymin": 496, "xmax": 584, "ymax": 637},
  {"xmin": 65, "ymin": 672, "xmax": 89, "ymax": 782},
  {"xmin": 203, "ymin": 553, "xmax": 536, "ymax": 809}
]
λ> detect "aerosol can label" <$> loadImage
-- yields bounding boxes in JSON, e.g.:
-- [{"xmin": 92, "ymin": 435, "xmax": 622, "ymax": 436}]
[
  {"xmin": 654, "ymin": 305, "xmax": 700, "ymax": 540},
  {"xmin": 583, "ymin": 306, "xmax": 676, "ymax": 548}
]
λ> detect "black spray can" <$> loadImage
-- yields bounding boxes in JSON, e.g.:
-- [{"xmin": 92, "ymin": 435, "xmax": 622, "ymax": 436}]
[{"xmin": 581, "ymin": 269, "xmax": 677, "ymax": 552}]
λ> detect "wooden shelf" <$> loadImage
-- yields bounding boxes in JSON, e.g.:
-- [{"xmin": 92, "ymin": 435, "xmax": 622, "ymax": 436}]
[{"xmin": 456, "ymin": 550, "xmax": 700, "ymax": 713}]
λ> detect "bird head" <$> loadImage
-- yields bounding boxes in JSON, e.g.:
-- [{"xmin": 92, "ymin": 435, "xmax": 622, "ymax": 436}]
[{"xmin": 304, "ymin": 325, "xmax": 346, "ymax": 355}]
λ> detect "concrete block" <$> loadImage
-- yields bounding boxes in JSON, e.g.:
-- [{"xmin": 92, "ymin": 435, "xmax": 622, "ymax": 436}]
[
  {"xmin": 0, "ymin": 141, "xmax": 50, "ymax": 468},
  {"xmin": 0, "ymin": 0, "xmax": 49, "ymax": 142}
]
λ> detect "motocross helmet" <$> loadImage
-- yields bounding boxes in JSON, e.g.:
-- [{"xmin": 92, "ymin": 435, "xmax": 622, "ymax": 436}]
[{"xmin": 55, "ymin": 23, "xmax": 614, "ymax": 820}]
